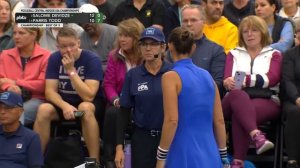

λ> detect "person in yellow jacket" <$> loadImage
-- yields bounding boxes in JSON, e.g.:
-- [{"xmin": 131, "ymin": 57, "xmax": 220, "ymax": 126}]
[{"xmin": 203, "ymin": 0, "xmax": 238, "ymax": 54}]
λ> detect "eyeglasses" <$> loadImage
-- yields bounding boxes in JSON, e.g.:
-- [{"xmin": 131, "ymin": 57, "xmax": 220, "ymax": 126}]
[{"xmin": 139, "ymin": 42, "xmax": 161, "ymax": 48}]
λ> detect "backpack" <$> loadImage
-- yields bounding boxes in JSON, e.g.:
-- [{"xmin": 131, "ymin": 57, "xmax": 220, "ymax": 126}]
[{"xmin": 44, "ymin": 134, "xmax": 85, "ymax": 168}]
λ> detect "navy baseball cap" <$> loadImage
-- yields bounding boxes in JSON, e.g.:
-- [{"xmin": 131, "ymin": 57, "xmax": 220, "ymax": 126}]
[
  {"xmin": 0, "ymin": 91, "xmax": 23, "ymax": 107},
  {"xmin": 139, "ymin": 26, "xmax": 165, "ymax": 43}
]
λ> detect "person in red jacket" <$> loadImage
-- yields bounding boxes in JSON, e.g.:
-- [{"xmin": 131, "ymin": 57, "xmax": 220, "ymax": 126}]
[{"xmin": 0, "ymin": 26, "xmax": 51, "ymax": 125}]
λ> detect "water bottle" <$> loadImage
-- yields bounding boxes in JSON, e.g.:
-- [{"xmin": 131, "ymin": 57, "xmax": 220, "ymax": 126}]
[{"xmin": 124, "ymin": 141, "xmax": 131, "ymax": 168}]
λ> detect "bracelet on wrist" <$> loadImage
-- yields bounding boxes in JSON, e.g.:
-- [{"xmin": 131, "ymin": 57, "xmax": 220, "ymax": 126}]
[
  {"xmin": 113, "ymin": 98, "xmax": 119, "ymax": 106},
  {"xmin": 68, "ymin": 70, "xmax": 77, "ymax": 76},
  {"xmin": 157, "ymin": 146, "xmax": 169, "ymax": 160},
  {"xmin": 219, "ymin": 147, "xmax": 228, "ymax": 158}
]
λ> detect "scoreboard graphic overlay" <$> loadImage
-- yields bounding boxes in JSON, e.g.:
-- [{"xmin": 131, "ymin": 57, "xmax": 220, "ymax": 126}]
[{"xmin": 15, "ymin": 8, "xmax": 104, "ymax": 27}]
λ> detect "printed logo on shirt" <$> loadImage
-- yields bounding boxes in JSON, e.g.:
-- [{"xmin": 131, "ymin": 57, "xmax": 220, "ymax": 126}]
[
  {"xmin": 16, "ymin": 143, "xmax": 23, "ymax": 149},
  {"xmin": 138, "ymin": 82, "xmax": 148, "ymax": 92},
  {"xmin": 145, "ymin": 10, "xmax": 152, "ymax": 17},
  {"xmin": 58, "ymin": 65, "xmax": 85, "ymax": 92}
]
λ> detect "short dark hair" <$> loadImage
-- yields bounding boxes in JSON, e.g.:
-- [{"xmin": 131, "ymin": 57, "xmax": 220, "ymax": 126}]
[
  {"xmin": 256, "ymin": 0, "xmax": 279, "ymax": 13},
  {"xmin": 168, "ymin": 27, "xmax": 194, "ymax": 55},
  {"xmin": 56, "ymin": 27, "xmax": 78, "ymax": 42}
]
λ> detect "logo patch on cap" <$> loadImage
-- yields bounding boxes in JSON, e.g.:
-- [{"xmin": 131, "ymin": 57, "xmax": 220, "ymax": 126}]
[
  {"xmin": 0, "ymin": 92, "xmax": 10, "ymax": 100},
  {"xmin": 145, "ymin": 28, "xmax": 155, "ymax": 35},
  {"xmin": 0, "ymin": 91, "xmax": 23, "ymax": 107}
]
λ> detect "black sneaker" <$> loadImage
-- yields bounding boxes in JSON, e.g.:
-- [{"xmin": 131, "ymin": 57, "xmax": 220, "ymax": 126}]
[
  {"xmin": 97, "ymin": 161, "xmax": 105, "ymax": 168},
  {"xmin": 287, "ymin": 161, "xmax": 299, "ymax": 168}
]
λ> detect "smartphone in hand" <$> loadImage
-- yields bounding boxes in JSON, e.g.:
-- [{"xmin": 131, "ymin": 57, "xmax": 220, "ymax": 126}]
[
  {"xmin": 234, "ymin": 71, "xmax": 246, "ymax": 89},
  {"xmin": 74, "ymin": 111, "xmax": 84, "ymax": 118}
]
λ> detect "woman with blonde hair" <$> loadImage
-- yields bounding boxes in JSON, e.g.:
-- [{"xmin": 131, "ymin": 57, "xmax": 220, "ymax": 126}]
[
  {"xmin": 0, "ymin": 0, "xmax": 14, "ymax": 53},
  {"xmin": 103, "ymin": 18, "xmax": 144, "ymax": 168},
  {"xmin": 222, "ymin": 15, "xmax": 282, "ymax": 167},
  {"xmin": 0, "ymin": 26, "xmax": 51, "ymax": 125}
]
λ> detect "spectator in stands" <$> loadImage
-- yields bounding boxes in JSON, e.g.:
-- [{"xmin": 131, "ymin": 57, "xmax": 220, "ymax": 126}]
[
  {"xmin": 65, "ymin": 0, "xmax": 86, "ymax": 8},
  {"xmin": 9, "ymin": 0, "xmax": 25, "ymax": 21},
  {"xmin": 279, "ymin": 0, "xmax": 300, "ymax": 20},
  {"xmin": 202, "ymin": 0, "xmax": 238, "ymax": 53},
  {"xmin": 255, "ymin": 0, "xmax": 294, "ymax": 52},
  {"xmin": 222, "ymin": 15, "xmax": 281, "ymax": 167},
  {"xmin": 110, "ymin": 0, "xmax": 121, "ymax": 7},
  {"xmin": 39, "ymin": 0, "xmax": 84, "ymax": 53},
  {"xmin": 166, "ymin": 4, "xmax": 226, "ymax": 96},
  {"xmin": 31, "ymin": 0, "xmax": 48, "ymax": 7},
  {"xmin": 223, "ymin": 0, "xmax": 255, "ymax": 26},
  {"xmin": 0, "ymin": 91, "xmax": 43, "ymax": 168},
  {"xmin": 156, "ymin": 27, "xmax": 228, "ymax": 168},
  {"xmin": 0, "ymin": 0, "xmax": 14, "ymax": 53},
  {"xmin": 296, "ymin": 18, "xmax": 300, "ymax": 46},
  {"xmin": 89, "ymin": 0, "xmax": 115, "ymax": 24},
  {"xmin": 281, "ymin": 17, "xmax": 300, "ymax": 168},
  {"xmin": 111, "ymin": 0, "xmax": 166, "ymax": 30},
  {"xmin": 103, "ymin": 18, "xmax": 144, "ymax": 168},
  {"xmin": 34, "ymin": 27, "xmax": 103, "ymax": 163},
  {"xmin": 33, "ymin": 0, "xmax": 85, "ymax": 8},
  {"xmin": 163, "ymin": 0, "xmax": 200, "ymax": 40},
  {"xmin": 114, "ymin": 27, "xmax": 172, "ymax": 168},
  {"xmin": 0, "ymin": 26, "xmax": 50, "ymax": 125},
  {"xmin": 79, "ymin": 3, "xmax": 117, "ymax": 71}
]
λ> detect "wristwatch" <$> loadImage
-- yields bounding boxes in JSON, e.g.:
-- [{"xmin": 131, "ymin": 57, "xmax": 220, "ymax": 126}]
[{"xmin": 68, "ymin": 71, "xmax": 77, "ymax": 76}]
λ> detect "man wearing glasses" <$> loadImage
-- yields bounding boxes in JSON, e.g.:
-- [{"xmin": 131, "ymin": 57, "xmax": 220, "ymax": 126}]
[
  {"xmin": 0, "ymin": 91, "xmax": 43, "ymax": 168},
  {"xmin": 166, "ymin": 4, "xmax": 226, "ymax": 97}
]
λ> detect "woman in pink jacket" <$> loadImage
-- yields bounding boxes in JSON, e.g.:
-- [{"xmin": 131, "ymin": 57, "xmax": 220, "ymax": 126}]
[
  {"xmin": 0, "ymin": 26, "xmax": 51, "ymax": 125},
  {"xmin": 102, "ymin": 18, "xmax": 144, "ymax": 168}
]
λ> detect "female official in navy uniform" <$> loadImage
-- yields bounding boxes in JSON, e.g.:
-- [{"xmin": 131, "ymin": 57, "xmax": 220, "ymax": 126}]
[{"xmin": 114, "ymin": 26, "xmax": 172, "ymax": 168}]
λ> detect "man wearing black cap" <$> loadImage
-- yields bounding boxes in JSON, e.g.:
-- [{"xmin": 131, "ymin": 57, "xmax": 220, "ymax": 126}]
[{"xmin": 0, "ymin": 91, "xmax": 43, "ymax": 168}]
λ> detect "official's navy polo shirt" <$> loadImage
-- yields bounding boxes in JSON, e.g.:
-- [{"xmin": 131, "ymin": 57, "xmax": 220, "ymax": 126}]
[
  {"xmin": 0, "ymin": 124, "xmax": 43, "ymax": 168},
  {"xmin": 120, "ymin": 61, "xmax": 172, "ymax": 130}
]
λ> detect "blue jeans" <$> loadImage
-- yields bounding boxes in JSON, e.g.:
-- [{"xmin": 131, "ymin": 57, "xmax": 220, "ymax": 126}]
[{"xmin": 20, "ymin": 98, "xmax": 44, "ymax": 125}]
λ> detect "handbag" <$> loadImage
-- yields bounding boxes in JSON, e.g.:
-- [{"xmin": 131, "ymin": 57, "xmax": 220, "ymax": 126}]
[{"xmin": 243, "ymin": 87, "xmax": 275, "ymax": 99}]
